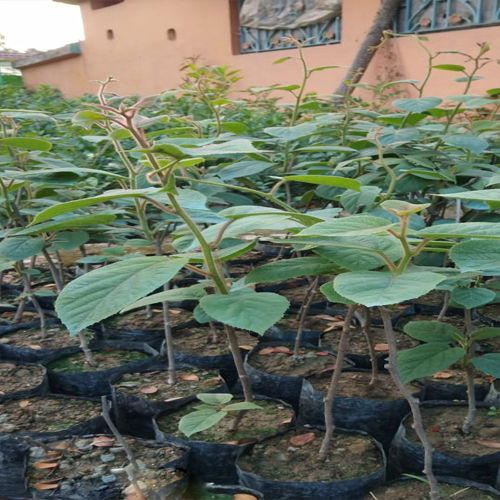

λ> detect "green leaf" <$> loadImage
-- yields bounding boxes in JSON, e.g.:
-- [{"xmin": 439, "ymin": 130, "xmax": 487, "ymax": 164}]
[
  {"xmin": 0, "ymin": 137, "xmax": 52, "ymax": 151},
  {"xmin": 381, "ymin": 200, "xmax": 430, "ymax": 216},
  {"xmin": 182, "ymin": 139, "xmax": 261, "ymax": 156},
  {"xmin": 340, "ymin": 186, "xmax": 381, "ymax": 214},
  {"xmin": 224, "ymin": 402, "xmax": 262, "ymax": 411},
  {"xmin": 120, "ymin": 284, "xmax": 206, "ymax": 312},
  {"xmin": 443, "ymin": 134, "xmax": 489, "ymax": 154},
  {"xmin": 72, "ymin": 110, "xmax": 107, "ymax": 129},
  {"xmin": 221, "ymin": 122, "xmax": 248, "ymax": 135},
  {"xmin": 218, "ymin": 160, "xmax": 272, "ymax": 180},
  {"xmin": 0, "ymin": 236, "xmax": 45, "ymax": 261},
  {"xmin": 55, "ymin": 256, "xmax": 188, "ymax": 335},
  {"xmin": 398, "ymin": 344, "xmax": 466, "ymax": 383},
  {"xmin": 416, "ymin": 222, "xmax": 500, "ymax": 239},
  {"xmin": 471, "ymin": 353, "xmax": 500, "ymax": 378},
  {"xmin": 432, "ymin": 64, "xmax": 465, "ymax": 71},
  {"xmin": 182, "ymin": 240, "xmax": 257, "ymax": 264},
  {"xmin": 471, "ymin": 327, "xmax": 500, "ymax": 341},
  {"xmin": 178, "ymin": 409, "xmax": 227, "ymax": 437},
  {"xmin": 50, "ymin": 231, "xmax": 90, "ymax": 251},
  {"xmin": 334, "ymin": 270, "xmax": 446, "ymax": 306},
  {"xmin": 199, "ymin": 290, "xmax": 289, "ymax": 335},
  {"xmin": 435, "ymin": 189, "xmax": 500, "ymax": 210},
  {"xmin": 295, "ymin": 145, "xmax": 357, "ymax": 153},
  {"xmin": 283, "ymin": 175, "xmax": 361, "ymax": 191},
  {"xmin": 450, "ymin": 239, "xmax": 500, "ymax": 274},
  {"xmin": 263, "ymin": 122, "xmax": 320, "ymax": 141},
  {"xmin": 393, "ymin": 97, "xmax": 442, "ymax": 113},
  {"xmin": 309, "ymin": 65, "xmax": 340, "ymax": 73},
  {"xmin": 246, "ymin": 256, "xmax": 336, "ymax": 283},
  {"xmin": 31, "ymin": 188, "xmax": 160, "ymax": 224},
  {"xmin": 299, "ymin": 215, "xmax": 394, "ymax": 237},
  {"xmin": 10, "ymin": 214, "xmax": 116, "ymax": 236},
  {"xmin": 193, "ymin": 304, "xmax": 213, "ymax": 323},
  {"xmin": 403, "ymin": 321, "xmax": 462, "ymax": 342},
  {"xmin": 273, "ymin": 56, "xmax": 292, "ymax": 64},
  {"xmin": 319, "ymin": 281, "xmax": 356, "ymax": 304},
  {"xmin": 0, "ymin": 257, "xmax": 15, "ymax": 273},
  {"xmin": 197, "ymin": 393, "xmax": 233, "ymax": 405},
  {"xmin": 451, "ymin": 287, "xmax": 496, "ymax": 309}
]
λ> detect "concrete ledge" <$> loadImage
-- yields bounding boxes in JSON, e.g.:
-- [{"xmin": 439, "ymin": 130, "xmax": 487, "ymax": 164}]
[{"xmin": 13, "ymin": 43, "xmax": 81, "ymax": 69}]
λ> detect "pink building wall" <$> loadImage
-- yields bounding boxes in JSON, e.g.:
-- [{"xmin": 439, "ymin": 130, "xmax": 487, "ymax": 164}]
[{"xmin": 19, "ymin": 0, "xmax": 500, "ymax": 100}]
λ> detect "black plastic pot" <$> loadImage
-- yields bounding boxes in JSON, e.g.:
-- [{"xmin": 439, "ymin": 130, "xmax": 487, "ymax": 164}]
[
  {"xmin": 46, "ymin": 340, "xmax": 160, "ymax": 397},
  {"xmin": 261, "ymin": 326, "xmax": 323, "ymax": 346},
  {"xmin": 297, "ymin": 380, "xmax": 409, "ymax": 451},
  {"xmin": 0, "ymin": 435, "xmax": 31, "ymax": 500},
  {"xmin": 420, "ymin": 378, "xmax": 490, "ymax": 403},
  {"xmin": 0, "ymin": 318, "xmax": 60, "ymax": 335},
  {"xmin": 0, "ymin": 342, "xmax": 81, "ymax": 364},
  {"xmin": 389, "ymin": 402, "xmax": 500, "ymax": 489},
  {"xmin": 236, "ymin": 427, "xmax": 386, "ymax": 500}
]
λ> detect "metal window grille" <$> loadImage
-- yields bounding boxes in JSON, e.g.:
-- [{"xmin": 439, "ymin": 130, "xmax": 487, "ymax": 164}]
[
  {"xmin": 395, "ymin": 0, "xmax": 500, "ymax": 33},
  {"xmin": 237, "ymin": 0, "xmax": 341, "ymax": 53}
]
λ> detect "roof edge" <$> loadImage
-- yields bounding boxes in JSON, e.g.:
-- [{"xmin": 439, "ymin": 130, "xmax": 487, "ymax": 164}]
[{"xmin": 13, "ymin": 43, "xmax": 82, "ymax": 69}]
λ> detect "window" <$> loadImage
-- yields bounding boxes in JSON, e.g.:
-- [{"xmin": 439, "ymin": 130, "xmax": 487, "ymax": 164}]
[
  {"xmin": 395, "ymin": 0, "xmax": 500, "ymax": 33},
  {"xmin": 231, "ymin": 0, "xmax": 341, "ymax": 54}
]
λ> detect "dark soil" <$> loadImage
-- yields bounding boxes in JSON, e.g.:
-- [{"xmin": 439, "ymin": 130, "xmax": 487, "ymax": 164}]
[
  {"xmin": 0, "ymin": 362, "xmax": 45, "ymax": 394},
  {"xmin": 157, "ymin": 399, "xmax": 295, "ymax": 444},
  {"xmin": 0, "ymin": 396, "xmax": 100, "ymax": 433},
  {"xmin": 172, "ymin": 325, "xmax": 258, "ymax": 356},
  {"xmin": 239, "ymin": 428, "xmax": 383, "ymax": 482},
  {"xmin": 107, "ymin": 307, "xmax": 193, "ymax": 330},
  {"xmin": 480, "ymin": 303, "xmax": 500, "ymax": 323},
  {"xmin": 112, "ymin": 368, "xmax": 223, "ymax": 401},
  {"xmin": 365, "ymin": 479, "xmax": 499, "ymax": 499},
  {"xmin": 405, "ymin": 406, "xmax": 500, "ymax": 458},
  {"xmin": 27, "ymin": 435, "xmax": 185, "ymax": 496},
  {"xmin": 0, "ymin": 325, "xmax": 86, "ymax": 350},
  {"xmin": 248, "ymin": 345, "xmax": 344, "ymax": 379},
  {"xmin": 46, "ymin": 349, "xmax": 149, "ymax": 373},
  {"xmin": 307, "ymin": 370, "xmax": 421, "ymax": 400}
]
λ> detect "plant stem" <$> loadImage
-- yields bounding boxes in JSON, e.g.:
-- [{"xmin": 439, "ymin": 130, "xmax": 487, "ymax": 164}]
[
  {"xmin": 462, "ymin": 308, "xmax": 476, "ymax": 433},
  {"xmin": 379, "ymin": 307, "xmax": 440, "ymax": 500},
  {"xmin": 225, "ymin": 325, "xmax": 253, "ymax": 402},
  {"xmin": 42, "ymin": 249, "xmax": 64, "ymax": 293},
  {"xmin": 293, "ymin": 276, "xmax": 319, "ymax": 356},
  {"xmin": 356, "ymin": 306, "xmax": 378, "ymax": 385},
  {"xmin": 437, "ymin": 291, "xmax": 450, "ymax": 322},
  {"xmin": 319, "ymin": 304, "xmax": 357, "ymax": 459},
  {"xmin": 78, "ymin": 331, "xmax": 97, "ymax": 367}
]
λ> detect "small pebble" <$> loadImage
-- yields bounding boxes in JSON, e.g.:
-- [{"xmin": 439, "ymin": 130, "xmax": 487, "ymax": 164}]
[
  {"xmin": 29, "ymin": 447, "xmax": 46, "ymax": 459},
  {"xmin": 75, "ymin": 439, "xmax": 92, "ymax": 451},
  {"xmin": 0, "ymin": 414, "xmax": 9, "ymax": 424},
  {"xmin": 100, "ymin": 453, "xmax": 116, "ymax": 463},
  {"xmin": 93, "ymin": 465, "xmax": 107, "ymax": 474},
  {"xmin": 110, "ymin": 446, "xmax": 126, "ymax": 453},
  {"xmin": 15, "ymin": 368, "xmax": 30, "ymax": 378},
  {"xmin": 101, "ymin": 474, "xmax": 116, "ymax": 484}
]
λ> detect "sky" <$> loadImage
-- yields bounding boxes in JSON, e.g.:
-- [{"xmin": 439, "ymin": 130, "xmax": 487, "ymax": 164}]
[{"xmin": 0, "ymin": 0, "xmax": 85, "ymax": 52}]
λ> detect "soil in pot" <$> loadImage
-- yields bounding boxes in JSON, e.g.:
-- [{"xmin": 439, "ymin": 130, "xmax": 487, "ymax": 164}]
[
  {"xmin": 364, "ymin": 478, "xmax": 499, "ymax": 499},
  {"xmin": 156, "ymin": 399, "xmax": 294, "ymax": 445},
  {"xmin": 276, "ymin": 312, "xmax": 334, "ymax": 332},
  {"xmin": 405, "ymin": 406, "xmax": 500, "ymax": 458},
  {"xmin": 106, "ymin": 307, "xmax": 193, "ymax": 330},
  {"xmin": 46, "ymin": 349, "xmax": 150, "ymax": 373},
  {"xmin": 27, "ymin": 434, "xmax": 186, "ymax": 497},
  {"xmin": 306, "ymin": 370, "xmax": 421, "ymax": 400},
  {"xmin": 479, "ymin": 303, "xmax": 500, "ymax": 325},
  {"xmin": 238, "ymin": 427, "xmax": 383, "ymax": 483},
  {"xmin": 0, "ymin": 362, "xmax": 45, "ymax": 395},
  {"xmin": 0, "ymin": 325, "xmax": 89, "ymax": 350},
  {"xmin": 112, "ymin": 367, "xmax": 223, "ymax": 401},
  {"xmin": 248, "ymin": 345, "xmax": 344, "ymax": 379},
  {"xmin": 321, "ymin": 325, "xmax": 418, "ymax": 356},
  {"xmin": 172, "ymin": 325, "xmax": 258, "ymax": 356},
  {"xmin": 0, "ymin": 396, "xmax": 101, "ymax": 433}
]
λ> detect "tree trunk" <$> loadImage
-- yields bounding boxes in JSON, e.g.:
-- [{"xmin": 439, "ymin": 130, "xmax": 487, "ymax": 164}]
[{"xmin": 335, "ymin": 0, "xmax": 402, "ymax": 96}]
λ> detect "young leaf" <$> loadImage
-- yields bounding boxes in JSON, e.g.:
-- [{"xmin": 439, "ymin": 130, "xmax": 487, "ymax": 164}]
[
  {"xmin": 397, "ymin": 344, "xmax": 466, "ymax": 383},
  {"xmin": 451, "ymin": 287, "xmax": 496, "ymax": 309},
  {"xmin": 55, "ymin": 256, "xmax": 188, "ymax": 335},
  {"xmin": 403, "ymin": 321, "xmax": 462, "ymax": 343},
  {"xmin": 283, "ymin": 175, "xmax": 361, "ymax": 192},
  {"xmin": 471, "ymin": 353, "xmax": 500, "ymax": 378},
  {"xmin": 471, "ymin": 327, "xmax": 500, "ymax": 341},
  {"xmin": 0, "ymin": 137, "xmax": 52, "ymax": 151},
  {"xmin": 179, "ymin": 409, "xmax": 227, "ymax": 437},
  {"xmin": 197, "ymin": 393, "xmax": 233, "ymax": 405},
  {"xmin": 224, "ymin": 402, "xmax": 262, "ymax": 411},
  {"xmin": 334, "ymin": 270, "xmax": 445, "ymax": 307},
  {"xmin": 199, "ymin": 290, "xmax": 289, "ymax": 335},
  {"xmin": 319, "ymin": 281, "xmax": 356, "ymax": 305},
  {"xmin": 393, "ymin": 97, "xmax": 442, "ymax": 113}
]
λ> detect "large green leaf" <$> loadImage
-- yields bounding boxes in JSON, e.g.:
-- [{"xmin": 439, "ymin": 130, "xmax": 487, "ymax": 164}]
[
  {"xmin": 334, "ymin": 270, "xmax": 445, "ymax": 306},
  {"xmin": 263, "ymin": 122, "xmax": 320, "ymax": 141},
  {"xmin": 451, "ymin": 287, "xmax": 496, "ymax": 309},
  {"xmin": 121, "ymin": 284, "xmax": 207, "ymax": 312},
  {"xmin": 283, "ymin": 175, "xmax": 361, "ymax": 191},
  {"xmin": 246, "ymin": 256, "xmax": 336, "ymax": 283},
  {"xmin": 299, "ymin": 215, "xmax": 393, "ymax": 237},
  {"xmin": 182, "ymin": 139, "xmax": 262, "ymax": 156},
  {"xmin": 218, "ymin": 160, "xmax": 272, "ymax": 180},
  {"xmin": 319, "ymin": 281, "xmax": 356, "ymax": 304},
  {"xmin": 31, "ymin": 189, "xmax": 160, "ymax": 224},
  {"xmin": 0, "ymin": 236, "xmax": 45, "ymax": 261},
  {"xmin": 392, "ymin": 97, "xmax": 442, "ymax": 113},
  {"xmin": 416, "ymin": 222, "xmax": 500, "ymax": 239},
  {"xmin": 50, "ymin": 231, "xmax": 90, "ymax": 251},
  {"xmin": 55, "ymin": 256, "xmax": 188, "ymax": 335},
  {"xmin": 450, "ymin": 239, "xmax": 500, "ymax": 274},
  {"xmin": 435, "ymin": 189, "xmax": 500, "ymax": 209},
  {"xmin": 471, "ymin": 353, "xmax": 500, "ymax": 378},
  {"xmin": 398, "ymin": 344, "xmax": 466, "ymax": 383},
  {"xmin": 0, "ymin": 137, "xmax": 52, "ymax": 151},
  {"xmin": 471, "ymin": 327, "xmax": 500, "ymax": 341},
  {"xmin": 403, "ymin": 320, "xmax": 462, "ymax": 343},
  {"xmin": 10, "ymin": 214, "xmax": 116, "ymax": 236},
  {"xmin": 198, "ymin": 290, "xmax": 289, "ymax": 335},
  {"xmin": 444, "ymin": 134, "xmax": 489, "ymax": 154},
  {"xmin": 178, "ymin": 409, "xmax": 227, "ymax": 438}
]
